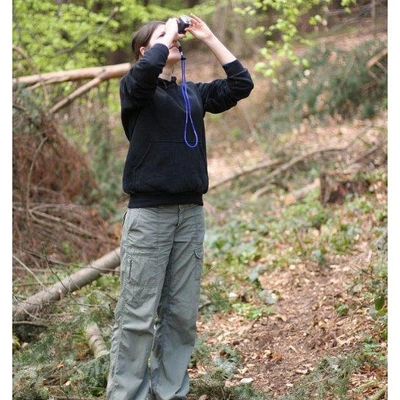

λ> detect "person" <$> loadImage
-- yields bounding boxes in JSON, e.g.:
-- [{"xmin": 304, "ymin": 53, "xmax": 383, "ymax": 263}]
[{"xmin": 106, "ymin": 13, "xmax": 254, "ymax": 400}]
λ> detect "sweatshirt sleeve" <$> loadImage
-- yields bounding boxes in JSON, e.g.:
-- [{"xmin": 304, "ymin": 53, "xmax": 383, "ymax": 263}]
[
  {"xmin": 196, "ymin": 59, "xmax": 254, "ymax": 114},
  {"xmin": 120, "ymin": 43, "xmax": 169, "ymax": 112}
]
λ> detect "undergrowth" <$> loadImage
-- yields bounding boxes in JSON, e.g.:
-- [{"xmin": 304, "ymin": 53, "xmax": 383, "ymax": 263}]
[{"xmin": 256, "ymin": 39, "xmax": 387, "ymax": 141}]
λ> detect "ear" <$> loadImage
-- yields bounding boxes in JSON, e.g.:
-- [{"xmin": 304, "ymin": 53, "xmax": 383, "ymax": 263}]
[{"xmin": 139, "ymin": 46, "xmax": 146, "ymax": 57}]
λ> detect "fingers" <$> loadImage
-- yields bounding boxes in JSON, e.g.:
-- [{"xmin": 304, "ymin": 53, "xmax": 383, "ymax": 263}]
[{"xmin": 189, "ymin": 14, "xmax": 202, "ymax": 24}]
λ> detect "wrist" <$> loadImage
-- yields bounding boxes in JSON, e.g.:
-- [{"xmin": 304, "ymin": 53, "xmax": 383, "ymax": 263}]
[{"xmin": 202, "ymin": 33, "xmax": 218, "ymax": 46}]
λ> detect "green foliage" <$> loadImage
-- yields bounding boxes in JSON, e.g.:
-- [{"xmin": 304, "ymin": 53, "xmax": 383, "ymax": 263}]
[
  {"xmin": 278, "ymin": 355, "xmax": 358, "ymax": 400},
  {"xmin": 12, "ymin": 0, "xmax": 211, "ymax": 76},
  {"xmin": 231, "ymin": 302, "xmax": 274, "ymax": 319},
  {"xmin": 190, "ymin": 342, "xmax": 268, "ymax": 399},
  {"xmin": 70, "ymin": 355, "xmax": 110, "ymax": 397},
  {"xmin": 239, "ymin": 0, "xmax": 359, "ymax": 79},
  {"xmin": 259, "ymin": 39, "xmax": 387, "ymax": 135},
  {"xmin": 13, "ymin": 0, "xmax": 121, "ymax": 74},
  {"xmin": 335, "ymin": 303, "xmax": 350, "ymax": 317}
]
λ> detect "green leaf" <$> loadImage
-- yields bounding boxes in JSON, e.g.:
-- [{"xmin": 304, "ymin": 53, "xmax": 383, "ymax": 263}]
[
  {"xmin": 335, "ymin": 303, "xmax": 349, "ymax": 316},
  {"xmin": 375, "ymin": 295, "xmax": 385, "ymax": 311}
]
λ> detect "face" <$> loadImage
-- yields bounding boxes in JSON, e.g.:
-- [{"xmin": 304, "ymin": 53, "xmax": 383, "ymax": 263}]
[{"xmin": 140, "ymin": 24, "xmax": 181, "ymax": 64}]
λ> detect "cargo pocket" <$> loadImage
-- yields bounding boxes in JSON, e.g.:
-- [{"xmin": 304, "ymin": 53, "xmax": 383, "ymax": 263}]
[
  {"xmin": 194, "ymin": 247, "xmax": 203, "ymax": 280},
  {"xmin": 127, "ymin": 253, "xmax": 159, "ymax": 308},
  {"xmin": 113, "ymin": 254, "xmax": 133, "ymax": 322}
]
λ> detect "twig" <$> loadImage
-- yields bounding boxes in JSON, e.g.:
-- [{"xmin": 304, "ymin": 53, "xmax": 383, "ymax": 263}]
[
  {"xmin": 348, "ymin": 140, "xmax": 386, "ymax": 166},
  {"xmin": 29, "ymin": 209, "xmax": 101, "ymax": 239},
  {"xmin": 12, "ymin": 320, "xmax": 49, "ymax": 328},
  {"xmin": 367, "ymin": 48, "xmax": 387, "ymax": 70},
  {"xmin": 209, "ymin": 158, "xmax": 283, "ymax": 191},
  {"xmin": 13, "ymin": 255, "xmax": 46, "ymax": 290},
  {"xmin": 12, "ymin": 45, "xmax": 50, "ymax": 105},
  {"xmin": 26, "ymin": 136, "xmax": 48, "ymax": 226}
]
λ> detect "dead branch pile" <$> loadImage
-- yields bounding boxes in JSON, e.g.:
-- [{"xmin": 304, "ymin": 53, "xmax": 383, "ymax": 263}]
[
  {"xmin": 13, "ymin": 89, "xmax": 116, "ymax": 276},
  {"xmin": 209, "ymin": 120, "xmax": 387, "ymax": 206}
]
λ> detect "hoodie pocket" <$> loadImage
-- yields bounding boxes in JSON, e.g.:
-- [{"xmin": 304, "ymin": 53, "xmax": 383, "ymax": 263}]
[{"xmin": 133, "ymin": 141, "xmax": 208, "ymax": 194}]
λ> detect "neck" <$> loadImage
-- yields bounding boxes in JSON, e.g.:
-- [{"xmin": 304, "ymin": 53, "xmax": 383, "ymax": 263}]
[{"xmin": 159, "ymin": 64, "xmax": 174, "ymax": 81}]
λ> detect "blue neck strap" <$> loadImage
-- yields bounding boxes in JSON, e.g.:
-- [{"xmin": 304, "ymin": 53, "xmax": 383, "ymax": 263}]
[{"xmin": 179, "ymin": 48, "xmax": 199, "ymax": 148}]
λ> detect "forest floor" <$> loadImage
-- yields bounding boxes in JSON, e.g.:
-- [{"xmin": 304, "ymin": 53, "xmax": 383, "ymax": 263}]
[
  {"xmin": 181, "ymin": 24, "xmax": 388, "ymax": 399},
  {"xmin": 188, "ymin": 115, "xmax": 388, "ymax": 399}
]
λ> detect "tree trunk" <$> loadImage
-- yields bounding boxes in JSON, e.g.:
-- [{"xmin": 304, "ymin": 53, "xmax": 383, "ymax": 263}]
[{"xmin": 13, "ymin": 247, "xmax": 121, "ymax": 319}]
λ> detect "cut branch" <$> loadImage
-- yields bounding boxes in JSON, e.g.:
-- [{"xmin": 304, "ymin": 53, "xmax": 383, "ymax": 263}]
[
  {"xmin": 283, "ymin": 179, "xmax": 321, "ymax": 206},
  {"xmin": 13, "ymin": 247, "xmax": 121, "ymax": 319},
  {"xmin": 86, "ymin": 323, "xmax": 109, "ymax": 358}
]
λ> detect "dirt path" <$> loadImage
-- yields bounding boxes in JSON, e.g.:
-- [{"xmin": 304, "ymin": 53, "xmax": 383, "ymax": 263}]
[{"xmin": 194, "ymin": 247, "xmax": 384, "ymax": 398}]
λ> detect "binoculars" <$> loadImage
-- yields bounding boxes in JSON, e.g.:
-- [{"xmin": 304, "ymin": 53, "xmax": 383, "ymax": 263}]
[{"xmin": 177, "ymin": 15, "xmax": 191, "ymax": 34}]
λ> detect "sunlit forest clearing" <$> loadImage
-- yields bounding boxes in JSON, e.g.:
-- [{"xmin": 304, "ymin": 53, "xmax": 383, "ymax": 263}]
[{"xmin": 12, "ymin": 1, "xmax": 388, "ymax": 399}]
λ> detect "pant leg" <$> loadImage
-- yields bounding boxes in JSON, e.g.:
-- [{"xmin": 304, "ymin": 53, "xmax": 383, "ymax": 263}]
[
  {"xmin": 150, "ymin": 205, "xmax": 205, "ymax": 400},
  {"xmin": 107, "ymin": 208, "xmax": 175, "ymax": 400}
]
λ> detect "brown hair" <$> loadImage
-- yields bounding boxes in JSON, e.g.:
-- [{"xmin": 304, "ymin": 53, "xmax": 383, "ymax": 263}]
[{"xmin": 131, "ymin": 21, "xmax": 165, "ymax": 62}]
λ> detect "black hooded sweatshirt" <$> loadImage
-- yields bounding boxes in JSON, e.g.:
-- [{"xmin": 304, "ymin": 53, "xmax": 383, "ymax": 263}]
[{"xmin": 120, "ymin": 43, "xmax": 254, "ymax": 208}]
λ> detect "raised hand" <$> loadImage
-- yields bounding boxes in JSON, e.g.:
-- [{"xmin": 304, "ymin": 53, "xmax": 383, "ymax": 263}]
[{"xmin": 185, "ymin": 14, "xmax": 214, "ymax": 42}]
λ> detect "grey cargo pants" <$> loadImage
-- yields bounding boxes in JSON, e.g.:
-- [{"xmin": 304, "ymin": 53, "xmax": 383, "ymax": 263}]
[{"xmin": 107, "ymin": 204, "xmax": 205, "ymax": 400}]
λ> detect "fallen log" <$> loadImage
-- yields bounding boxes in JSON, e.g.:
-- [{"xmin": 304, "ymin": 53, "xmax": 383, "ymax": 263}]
[
  {"xmin": 13, "ymin": 247, "xmax": 121, "ymax": 319},
  {"xmin": 12, "ymin": 63, "xmax": 130, "ymax": 87}
]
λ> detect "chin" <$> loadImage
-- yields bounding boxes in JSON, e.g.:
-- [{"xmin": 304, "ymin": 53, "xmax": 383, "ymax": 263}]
[{"xmin": 168, "ymin": 53, "xmax": 181, "ymax": 64}]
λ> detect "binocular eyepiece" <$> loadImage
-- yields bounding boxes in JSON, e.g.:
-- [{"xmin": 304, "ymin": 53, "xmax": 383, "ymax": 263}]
[{"xmin": 177, "ymin": 15, "xmax": 191, "ymax": 34}]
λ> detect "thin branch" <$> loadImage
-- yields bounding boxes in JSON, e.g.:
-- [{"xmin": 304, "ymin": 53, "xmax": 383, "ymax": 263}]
[
  {"xmin": 13, "ymin": 255, "xmax": 46, "ymax": 290},
  {"xmin": 209, "ymin": 158, "xmax": 283, "ymax": 191},
  {"xmin": 26, "ymin": 136, "xmax": 48, "ymax": 225},
  {"xmin": 12, "ymin": 320, "xmax": 49, "ymax": 328},
  {"xmin": 30, "ymin": 209, "xmax": 101, "ymax": 239},
  {"xmin": 251, "ymin": 144, "xmax": 347, "ymax": 200}
]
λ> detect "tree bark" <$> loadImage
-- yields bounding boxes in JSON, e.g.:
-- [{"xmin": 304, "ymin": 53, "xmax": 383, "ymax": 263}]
[{"xmin": 13, "ymin": 247, "xmax": 121, "ymax": 319}]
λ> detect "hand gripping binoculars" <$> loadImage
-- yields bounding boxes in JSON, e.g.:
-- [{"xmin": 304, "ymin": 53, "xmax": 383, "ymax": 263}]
[{"xmin": 177, "ymin": 15, "xmax": 191, "ymax": 34}]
